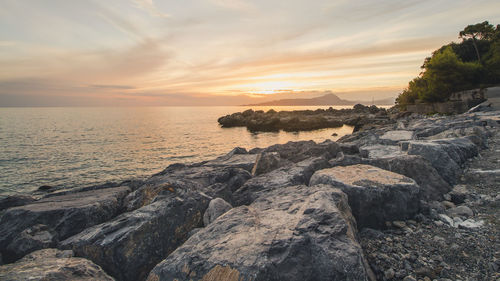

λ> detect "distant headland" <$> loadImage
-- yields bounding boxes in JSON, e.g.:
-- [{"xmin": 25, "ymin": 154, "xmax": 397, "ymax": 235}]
[{"xmin": 242, "ymin": 93, "xmax": 394, "ymax": 106}]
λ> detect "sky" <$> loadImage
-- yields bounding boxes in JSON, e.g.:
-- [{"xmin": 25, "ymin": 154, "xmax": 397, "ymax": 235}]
[{"xmin": 0, "ymin": 0, "xmax": 499, "ymax": 106}]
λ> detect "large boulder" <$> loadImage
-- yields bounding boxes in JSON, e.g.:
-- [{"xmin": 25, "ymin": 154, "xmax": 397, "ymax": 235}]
[
  {"xmin": 0, "ymin": 248, "xmax": 114, "ymax": 281},
  {"xmin": 233, "ymin": 157, "xmax": 329, "ymax": 206},
  {"xmin": 60, "ymin": 186, "xmax": 211, "ymax": 281},
  {"xmin": 359, "ymin": 145, "xmax": 403, "ymax": 159},
  {"xmin": 125, "ymin": 166, "xmax": 251, "ymax": 210},
  {"xmin": 365, "ymin": 155, "xmax": 452, "ymax": 200},
  {"xmin": 0, "ymin": 186, "xmax": 130, "ymax": 263},
  {"xmin": 147, "ymin": 185, "xmax": 375, "ymax": 281},
  {"xmin": 401, "ymin": 138, "xmax": 478, "ymax": 184},
  {"xmin": 203, "ymin": 198, "xmax": 232, "ymax": 226},
  {"xmin": 203, "ymin": 153, "xmax": 258, "ymax": 172},
  {"xmin": 5, "ymin": 224, "xmax": 57, "ymax": 262},
  {"xmin": 309, "ymin": 165, "xmax": 420, "ymax": 229}
]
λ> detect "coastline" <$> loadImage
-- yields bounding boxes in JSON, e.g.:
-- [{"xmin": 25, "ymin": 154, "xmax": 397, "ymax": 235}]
[{"xmin": 0, "ymin": 108, "xmax": 499, "ymax": 280}]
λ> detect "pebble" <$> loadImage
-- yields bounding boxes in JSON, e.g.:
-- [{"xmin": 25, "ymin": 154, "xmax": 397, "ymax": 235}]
[
  {"xmin": 442, "ymin": 201, "xmax": 455, "ymax": 209},
  {"xmin": 384, "ymin": 268, "xmax": 395, "ymax": 279},
  {"xmin": 403, "ymin": 275, "xmax": 416, "ymax": 281},
  {"xmin": 393, "ymin": 221, "xmax": 407, "ymax": 229}
]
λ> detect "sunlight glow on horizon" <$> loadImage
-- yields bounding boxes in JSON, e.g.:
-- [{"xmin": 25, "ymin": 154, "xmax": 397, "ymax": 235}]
[{"xmin": 0, "ymin": 0, "xmax": 499, "ymax": 106}]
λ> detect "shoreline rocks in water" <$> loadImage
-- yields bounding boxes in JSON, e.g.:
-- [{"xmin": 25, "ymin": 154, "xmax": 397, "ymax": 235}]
[
  {"xmin": 217, "ymin": 104, "xmax": 392, "ymax": 132},
  {"xmin": 1, "ymin": 108, "xmax": 499, "ymax": 280}
]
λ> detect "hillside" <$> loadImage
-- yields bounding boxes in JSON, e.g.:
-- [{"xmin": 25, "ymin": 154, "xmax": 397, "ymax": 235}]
[{"xmin": 243, "ymin": 93, "xmax": 394, "ymax": 106}]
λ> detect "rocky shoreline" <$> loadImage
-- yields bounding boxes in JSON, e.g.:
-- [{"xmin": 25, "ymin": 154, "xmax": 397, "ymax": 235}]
[
  {"xmin": 217, "ymin": 104, "xmax": 393, "ymax": 132},
  {"xmin": 1, "ymin": 109, "xmax": 499, "ymax": 281}
]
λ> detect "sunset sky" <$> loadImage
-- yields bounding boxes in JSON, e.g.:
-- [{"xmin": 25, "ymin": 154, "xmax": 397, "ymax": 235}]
[{"xmin": 1, "ymin": 0, "xmax": 499, "ymax": 106}]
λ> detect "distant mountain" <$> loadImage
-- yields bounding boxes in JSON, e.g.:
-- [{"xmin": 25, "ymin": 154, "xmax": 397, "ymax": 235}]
[{"xmin": 243, "ymin": 93, "xmax": 394, "ymax": 106}]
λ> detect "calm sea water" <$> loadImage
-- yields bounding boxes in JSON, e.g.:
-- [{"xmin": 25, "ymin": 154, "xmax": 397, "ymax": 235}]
[{"xmin": 0, "ymin": 106, "xmax": 354, "ymax": 195}]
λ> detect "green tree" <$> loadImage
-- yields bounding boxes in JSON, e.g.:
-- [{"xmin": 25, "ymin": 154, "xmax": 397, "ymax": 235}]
[{"xmin": 459, "ymin": 21, "xmax": 495, "ymax": 63}]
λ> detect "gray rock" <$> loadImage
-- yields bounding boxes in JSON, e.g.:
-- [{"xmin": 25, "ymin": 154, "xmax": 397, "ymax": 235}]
[
  {"xmin": 438, "ymin": 214, "xmax": 454, "ymax": 227},
  {"xmin": 259, "ymin": 140, "xmax": 341, "ymax": 162},
  {"xmin": 310, "ymin": 164, "xmax": 420, "ymax": 229},
  {"xmin": 125, "ymin": 166, "xmax": 251, "ymax": 210},
  {"xmin": 403, "ymin": 276, "xmax": 417, "ymax": 281},
  {"xmin": 448, "ymin": 185, "xmax": 469, "ymax": 204},
  {"xmin": 365, "ymin": 155, "xmax": 452, "ymax": 200},
  {"xmin": 5, "ymin": 224, "xmax": 57, "ymax": 262},
  {"xmin": 251, "ymin": 152, "xmax": 291, "ymax": 176},
  {"xmin": 203, "ymin": 198, "xmax": 232, "ymax": 226},
  {"xmin": 147, "ymin": 185, "xmax": 375, "ymax": 281},
  {"xmin": 359, "ymin": 145, "xmax": 403, "ymax": 159},
  {"xmin": 446, "ymin": 205, "xmax": 474, "ymax": 218},
  {"xmin": 203, "ymin": 153, "xmax": 258, "ymax": 172},
  {"xmin": 0, "ymin": 186, "xmax": 130, "ymax": 263},
  {"xmin": 379, "ymin": 130, "xmax": 414, "ymax": 142},
  {"xmin": 0, "ymin": 194, "xmax": 36, "ymax": 211},
  {"xmin": 233, "ymin": 156, "xmax": 329, "ymax": 206},
  {"xmin": 61, "ymin": 187, "xmax": 211, "ymax": 281},
  {"xmin": 339, "ymin": 142, "xmax": 360, "ymax": 155},
  {"xmin": 0, "ymin": 248, "xmax": 114, "ymax": 281}
]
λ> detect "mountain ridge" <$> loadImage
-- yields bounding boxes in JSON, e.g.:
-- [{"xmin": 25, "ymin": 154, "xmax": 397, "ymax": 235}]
[{"xmin": 242, "ymin": 93, "xmax": 394, "ymax": 106}]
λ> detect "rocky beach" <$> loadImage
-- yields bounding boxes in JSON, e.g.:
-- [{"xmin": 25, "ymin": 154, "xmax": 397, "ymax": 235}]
[{"xmin": 1, "ymin": 106, "xmax": 499, "ymax": 281}]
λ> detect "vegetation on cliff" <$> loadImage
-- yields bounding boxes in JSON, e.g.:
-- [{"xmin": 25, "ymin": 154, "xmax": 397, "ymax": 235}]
[{"xmin": 396, "ymin": 21, "xmax": 500, "ymax": 108}]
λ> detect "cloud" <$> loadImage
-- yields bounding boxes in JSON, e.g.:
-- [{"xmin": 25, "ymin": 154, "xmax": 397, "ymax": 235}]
[{"xmin": 133, "ymin": 0, "xmax": 170, "ymax": 18}]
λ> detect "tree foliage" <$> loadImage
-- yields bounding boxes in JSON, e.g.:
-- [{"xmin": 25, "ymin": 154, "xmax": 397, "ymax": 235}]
[{"xmin": 396, "ymin": 21, "xmax": 500, "ymax": 108}]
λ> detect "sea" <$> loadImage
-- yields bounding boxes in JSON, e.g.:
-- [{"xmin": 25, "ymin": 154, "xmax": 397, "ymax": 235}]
[{"xmin": 0, "ymin": 106, "xmax": 355, "ymax": 195}]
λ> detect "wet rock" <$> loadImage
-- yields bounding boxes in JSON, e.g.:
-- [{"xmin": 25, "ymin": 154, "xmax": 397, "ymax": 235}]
[
  {"xmin": 233, "ymin": 156, "xmax": 329, "ymax": 206},
  {"xmin": 0, "ymin": 249, "xmax": 113, "ymax": 281},
  {"xmin": 203, "ymin": 198, "xmax": 232, "ymax": 226},
  {"xmin": 5, "ymin": 224, "xmax": 57, "ymax": 262},
  {"xmin": 0, "ymin": 186, "xmax": 130, "ymax": 263},
  {"xmin": 147, "ymin": 185, "xmax": 375, "ymax": 281},
  {"xmin": 446, "ymin": 205, "xmax": 473, "ymax": 218},
  {"xmin": 310, "ymin": 164, "xmax": 420, "ymax": 229},
  {"xmin": 251, "ymin": 152, "xmax": 291, "ymax": 176},
  {"xmin": 0, "ymin": 194, "xmax": 36, "ymax": 211},
  {"xmin": 61, "ymin": 187, "xmax": 211, "ymax": 281}
]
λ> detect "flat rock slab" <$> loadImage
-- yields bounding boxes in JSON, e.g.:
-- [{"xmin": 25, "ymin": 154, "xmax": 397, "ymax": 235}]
[
  {"xmin": 147, "ymin": 185, "xmax": 374, "ymax": 281},
  {"xmin": 0, "ymin": 248, "xmax": 114, "ymax": 281},
  {"xmin": 309, "ymin": 164, "xmax": 420, "ymax": 229},
  {"xmin": 379, "ymin": 130, "xmax": 414, "ymax": 142},
  {"xmin": 61, "ymin": 187, "xmax": 211, "ymax": 281},
  {"xmin": 0, "ymin": 186, "xmax": 130, "ymax": 262}
]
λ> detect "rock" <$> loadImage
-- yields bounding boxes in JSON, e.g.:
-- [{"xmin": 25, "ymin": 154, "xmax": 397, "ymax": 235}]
[
  {"xmin": 0, "ymin": 194, "xmax": 36, "ymax": 211},
  {"xmin": 457, "ymin": 219, "xmax": 484, "ymax": 229},
  {"xmin": 203, "ymin": 153, "xmax": 257, "ymax": 172},
  {"xmin": 392, "ymin": 221, "xmax": 406, "ymax": 229},
  {"xmin": 61, "ymin": 187, "xmax": 211, "ymax": 281},
  {"xmin": 448, "ymin": 185, "xmax": 469, "ymax": 204},
  {"xmin": 446, "ymin": 205, "xmax": 473, "ymax": 218},
  {"xmin": 402, "ymin": 276, "xmax": 416, "ymax": 281},
  {"xmin": 5, "ymin": 224, "xmax": 57, "ymax": 262},
  {"xmin": 339, "ymin": 142, "xmax": 360, "ymax": 155},
  {"xmin": 251, "ymin": 152, "xmax": 291, "ymax": 176},
  {"xmin": 259, "ymin": 140, "xmax": 341, "ymax": 162},
  {"xmin": 442, "ymin": 201, "xmax": 455, "ymax": 209},
  {"xmin": 38, "ymin": 185, "xmax": 55, "ymax": 191},
  {"xmin": 126, "ymin": 166, "xmax": 251, "ymax": 209},
  {"xmin": 0, "ymin": 186, "xmax": 130, "ymax": 263},
  {"xmin": 233, "ymin": 156, "xmax": 329, "ymax": 206},
  {"xmin": 147, "ymin": 185, "xmax": 375, "ymax": 281},
  {"xmin": 365, "ymin": 155, "xmax": 452, "ymax": 200},
  {"xmin": 379, "ymin": 130, "xmax": 414, "ymax": 142},
  {"xmin": 402, "ymin": 140, "xmax": 461, "ymax": 185},
  {"xmin": 203, "ymin": 198, "xmax": 232, "ymax": 226},
  {"xmin": 384, "ymin": 268, "xmax": 395, "ymax": 279},
  {"xmin": 438, "ymin": 214, "xmax": 454, "ymax": 227},
  {"xmin": 309, "ymin": 164, "xmax": 420, "ymax": 229},
  {"xmin": 0, "ymin": 249, "xmax": 114, "ymax": 281},
  {"xmin": 359, "ymin": 145, "xmax": 402, "ymax": 159}
]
